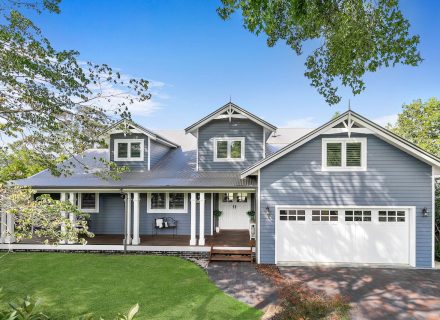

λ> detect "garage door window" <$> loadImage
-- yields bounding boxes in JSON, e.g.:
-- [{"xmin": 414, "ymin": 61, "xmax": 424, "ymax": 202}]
[
  {"xmin": 345, "ymin": 210, "xmax": 372, "ymax": 222},
  {"xmin": 312, "ymin": 209, "xmax": 338, "ymax": 221},
  {"xmin": 280, "ymin": 209, "xmax": 306, "ymax": 221},
  {"xmin": 379, "ymin": 210, "xmax": 405, "ymax": 222}
]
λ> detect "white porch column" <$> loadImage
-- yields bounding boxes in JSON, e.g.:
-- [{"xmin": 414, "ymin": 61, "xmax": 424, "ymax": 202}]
[
  {"xmin": 198, "ymin": 193, "xmax": 205, "ymax": 245},
  {"xmin": 0, "ymin": 211, "xmax": 6, "ymax": 244},
  {"xmin": 132, "ymin": 193, "xmax": 140, "ymax": 245},
  {"xmin": 68, "ymin": 192, "xmax": 76, "ymax": 244},
  {"xmin": 190, "ymin": 193, "xmax": 197, "ymax": 245},
  {"xmin": 125, "ymin": 193, "xmax": 132, "ymax": 245},
  {"xmin": 60, "ymin": 192, "xmax": 67, "ymax": 244},
  {"xmin": 5, "ymin": 212, "xmax": 15, "ymax": 244}
]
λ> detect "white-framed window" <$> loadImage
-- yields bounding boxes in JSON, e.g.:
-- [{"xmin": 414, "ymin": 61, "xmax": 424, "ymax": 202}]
[
  {"xmin": 345, "ymin": 210, "xmax": 372, "ymax": 222},
  {"xmin": 312, "ymin": 209, "xmax": 338, "ymax": 221},
  {"xmin": 279, "ymin": 209, "xmax": 306, "ymax": 221},
  {"xmin": 213, "ymin": 137, "xmax": 245, "ymax": 162},
  {"xmin": 147, "ymin": 192, "xmax": 188, "ymax": 213},
  {"xmin": 78, "ymin": 193, "xmax": 99, "ymax": 213},
  {"xmin": 378, "ymin": 210, "xmax": 406, "ymax": 222},
  {"xmin": 114, "ymin": 139, "xmax": 144, "ymax": 161},
  {"xmin": 322, "ymin": 138, "xmax": 367, "ymax": 171}
]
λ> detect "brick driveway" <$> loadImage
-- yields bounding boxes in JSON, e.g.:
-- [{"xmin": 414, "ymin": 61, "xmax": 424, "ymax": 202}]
[{"xmin": 280, "ymin": 266, "xmax": 440, "ymax": 320}]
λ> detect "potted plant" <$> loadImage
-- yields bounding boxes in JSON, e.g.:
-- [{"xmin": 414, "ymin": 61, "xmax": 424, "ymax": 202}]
[
  {"xmin": 247, "ymin": 210, "xmax": 256, "ymax": 223},
  {"xmin": 213, "ymin": 209, "xmax": 222, "ymax": 233}
]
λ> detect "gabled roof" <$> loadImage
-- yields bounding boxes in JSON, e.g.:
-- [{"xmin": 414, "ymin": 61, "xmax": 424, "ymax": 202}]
[
  {"xmin": 99, "ymin": 119, "xmax": 179, "ymax": 148},
  {"xmin": 185, "ymin": 102, "xmax": 277, "ymax": 134},
  {"xmin": 241, "ymin": 110, "xmax": 440, "ymax": 178}
]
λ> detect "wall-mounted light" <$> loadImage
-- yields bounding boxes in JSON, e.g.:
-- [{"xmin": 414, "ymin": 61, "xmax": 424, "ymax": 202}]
[
  {"xmin": 422, "ymin": 207, "xmax": 430, "ymax": 217},
  {"xmin": 265, "ymin": 205, "xmax": 272, "ymax": 219}
]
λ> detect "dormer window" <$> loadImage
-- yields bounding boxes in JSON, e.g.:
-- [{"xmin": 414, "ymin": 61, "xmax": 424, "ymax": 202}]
[
  {"xmin": 322, "ymin": 138, "xmax": 367, "ymax": 171},
  {"xmin": 214, "ymin": 137, "xmax": 245, "ymax": 162},
  {"xmin": 114, "ymin": 139, "xmax": 144, "ymax": 161}
]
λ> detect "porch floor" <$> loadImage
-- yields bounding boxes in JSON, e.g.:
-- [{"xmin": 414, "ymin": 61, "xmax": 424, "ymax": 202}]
[{"xmin": 82, "ymin": 230, "xmax": 251, "ymax": 247}]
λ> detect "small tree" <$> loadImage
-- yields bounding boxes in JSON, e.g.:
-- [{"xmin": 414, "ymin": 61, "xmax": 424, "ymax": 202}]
[{"xmin": 0, "ymin": 185, "xmax": 93, "ymax": 245}]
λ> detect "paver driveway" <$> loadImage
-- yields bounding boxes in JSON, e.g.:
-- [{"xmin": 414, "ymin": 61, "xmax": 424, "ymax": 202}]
[{"xmin": 280, "ymin": 266, "xmax": 440, "ymax": 320}]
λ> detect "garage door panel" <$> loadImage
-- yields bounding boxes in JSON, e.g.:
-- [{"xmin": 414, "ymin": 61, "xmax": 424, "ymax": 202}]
[{"xmin": 276, "ymin": 207, "xmax": 410, "ymax": 265}]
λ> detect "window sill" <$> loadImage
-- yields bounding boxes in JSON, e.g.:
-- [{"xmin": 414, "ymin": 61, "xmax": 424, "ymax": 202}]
[
  {"xmin": 114, "ymin": 158, "xmax": 144, "ymax": 162},
  {"xmin": 322, "ymin": 166, "xmax": 367, "ymax": 172},
  {"xmin": 213, "ymin": 158, "xmax": 245, "ymax": 162},
  {"xmin": 147, "ymin": 210, "xmax": 187, "ymax": 214}
]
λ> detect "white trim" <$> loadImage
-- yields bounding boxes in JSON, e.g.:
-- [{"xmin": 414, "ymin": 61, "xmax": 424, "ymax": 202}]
[
  {"xmin": 257, "ymin": 169, "xmax": 261, "ymax": 264},
  {"xmin": 34, "ymin": 188, "xmax": 256, "ymax": 193},
  {"xmin": 126, "ymin": 193, "xmax": 132, "ymax": 245},
  {"xmin": 433, "ymin": 167, "xmax": 436, "ymax": 268},
  {"xmin": 196, "ymin": 128, "xmax": 199, "ymax": 171},
  {"xmin": 78, "ymin": 193, "xmax": 100, "ymax": 213},
  {"xmin": 262, "ymin": 128, "xmax": 266, "ymax": 158},
  {"xmin": 190, "ymin": 193, "xmax": 197, "ymax": 245},
  {"xmin": 132, "ymin": 192, "xmax": 141, "ymax": 245},
  {"xmin": 321, "ymin": 137, "xmax": 367, "ymax": 172},
  {"xmin": 213, "ymin": 137, "xmax": 245, "ymax": 162},
  {"xmin": 147, "ymin": 137, "xmax": 151, "ymax": 171},
  {"xmin": 185, "ymin": 102, "xmax": 277, "ymax": 134},
  {"xmin": 241, "ymin": 111, "xmax": 440, "ymax": 178},
  {"xmin": 146, "ymin": 192, "xmax": 188, "ymax": 214},
  {"xmin": 114, "ymin": 139, "xmax": 145, "ymax": 161},
  {"xmin": 274, "ymin": 205, "xmax": 416, "ymax": 267},
  {"xmin": 199, "ymin": 193, "xmax": 205, "ymax": 245},
  {"xmin": 322, "ymin": 128, "xmax": 373, "ymax": 135},
  {"xmin": 211, "ymin": 193, "xmax": 214, "ymax": 236}
]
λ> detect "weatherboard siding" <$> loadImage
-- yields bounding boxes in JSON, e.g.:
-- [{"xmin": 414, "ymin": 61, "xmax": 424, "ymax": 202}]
[
  {"xmin": 198, "ymin": 118, "xmax": 264, "ymax": 171},
  {"xmin": 109, "ymin": 133, "xmax": 149, "ymax": 171},
  {"xmin": 259, "ymin": 133, "xmax": 433, "ymax": 268},
  {"xmin": 88, "ymin": 194, "xmax": 124, "ymax": 234}
]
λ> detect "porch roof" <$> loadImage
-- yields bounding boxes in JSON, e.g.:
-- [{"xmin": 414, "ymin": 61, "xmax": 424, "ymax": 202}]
[{"xmin": 13, "ymin": 149, "xmax": 257, "ymax": 190}]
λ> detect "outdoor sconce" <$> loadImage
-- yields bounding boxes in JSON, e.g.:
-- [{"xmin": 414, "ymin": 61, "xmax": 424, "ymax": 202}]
[
  {"xmin": 265, "ymin": 205, "xmax": 272, "ymax": 219},
  {"xmin": 422, "ymin": 207, "xmax": 430, "ymax": 217}
]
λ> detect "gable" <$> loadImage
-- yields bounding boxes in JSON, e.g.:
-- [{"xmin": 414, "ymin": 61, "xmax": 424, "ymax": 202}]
[
  {"xmin": 185, "ymin": 102, "xmax": 277, "ymax": 136},
  {"xmin": 241, "ymin": 111, "xmax": 440, "ymax": 178}
]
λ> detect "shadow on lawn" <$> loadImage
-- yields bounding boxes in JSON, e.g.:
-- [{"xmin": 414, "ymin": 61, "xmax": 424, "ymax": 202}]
[{"xmin": 279, "ymin": 266, "xmax": 440, "ymax": 320}]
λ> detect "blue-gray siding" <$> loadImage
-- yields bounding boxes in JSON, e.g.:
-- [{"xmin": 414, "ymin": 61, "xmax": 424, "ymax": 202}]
[
  {"xmin": 89, "ymin": 193, "xmax": 212, "ymax": 236},
  {"xmin": 198, "ymin": 118, "xmax": 264, "ymax": 171},
  {"xmin": 109, "ymin": 133, "xmax": 149, "ymax": 171},
  {"xmin": 150, "ymin": 140, "xmax": 171, "ymax": 168},
  {"xmin": 88, "ymin": 194, "xmax": 124, "ymax": 234},
  {"xmin": 259, "ymin": 133, "xmax": 433, "ymax": 268}
]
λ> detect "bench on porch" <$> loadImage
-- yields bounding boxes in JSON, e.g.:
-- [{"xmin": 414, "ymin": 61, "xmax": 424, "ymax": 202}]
[{"xmin": 152, "ymin": 217, "xmax": 178, "ymax": 237}]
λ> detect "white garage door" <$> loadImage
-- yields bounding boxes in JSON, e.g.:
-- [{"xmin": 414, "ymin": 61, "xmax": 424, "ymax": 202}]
[{"xmin": 276, "ymin": 207, "xmax": 412, "ymax": 266}]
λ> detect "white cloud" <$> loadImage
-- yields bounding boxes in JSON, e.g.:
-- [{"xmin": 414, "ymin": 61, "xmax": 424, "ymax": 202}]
[
  {"xmin": 282, "ymin": 117, "xmax": 320, "ymax": 128},
  {"xmin": 373, "ymin": 114, "xmax": 398, "ymax": 127}
]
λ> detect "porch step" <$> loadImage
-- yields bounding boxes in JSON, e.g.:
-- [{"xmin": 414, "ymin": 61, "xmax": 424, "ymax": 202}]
[{"xmin": 209, "ymin": 246, "xmax": 253, "ymax": 263}]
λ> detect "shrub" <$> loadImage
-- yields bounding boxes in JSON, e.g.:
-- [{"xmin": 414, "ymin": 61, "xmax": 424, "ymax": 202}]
[{"xmin": 271, "ymin": 283, "xmax": 351, "ymax": 320}]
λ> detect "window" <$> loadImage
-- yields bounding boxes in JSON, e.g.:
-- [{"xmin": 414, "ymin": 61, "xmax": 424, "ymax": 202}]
[
  {"xmin": 147, "ymin": 193, "xmax": 188, "ymax": 213},
  {"xmin": 312, "ymin": 209, "xmax": 338, "ymax": 221},
  {"xmin": 114, "ymin": 139, "xmax": 144, "ymax": 161},
  {"xmin": 222, "ymin": 193, "xmax": 234, "ymax": 202},
  {"xmin": 236, "ymin": 192, "xmax": 248, "ymax": 202},
  {"xmin": 214, "ymin": 138, "xmax": 245, "ymax": 161},
  {"xmin": 345, "ymin": 210, "xmax": 371, "ymax": 222},
  {"xmin": 379, "ymin": 210, "xmax": 406, "ymax": 222},
  {"xmin": 279, "ymin": 209, "xmax": 306, "ymax": 221},
  {"xmin": 79, "ymin": 193, "xmax": 99, "ymax": 212},
  {"xmin": 322, "ymin": 138, "xmax": 366, "ymax": 171}
]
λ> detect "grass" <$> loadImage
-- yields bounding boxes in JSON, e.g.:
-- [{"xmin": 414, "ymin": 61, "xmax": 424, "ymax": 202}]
[{"xmin": 0, "ymin": 252, "xmax": 262, "ymax": 320}]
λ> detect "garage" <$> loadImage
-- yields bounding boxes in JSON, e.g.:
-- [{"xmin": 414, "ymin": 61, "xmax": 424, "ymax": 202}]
[{"xmin": 275, "ymin": 206, "xmax": 415, "ymax": 266}]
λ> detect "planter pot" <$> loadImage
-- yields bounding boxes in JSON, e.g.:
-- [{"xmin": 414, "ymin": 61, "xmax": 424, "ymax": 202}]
[{"xmin": 215, "ymin": 227, "xmax": 220, "ymax": 233}]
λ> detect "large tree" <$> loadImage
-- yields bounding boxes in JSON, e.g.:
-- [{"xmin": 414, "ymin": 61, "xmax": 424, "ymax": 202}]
[
  {"xmin": 0, "ymin": 0, "xmax": 150, "ymax": 177},
  {"xmin": 389, "ymin": 98, "xmax": 440, "ymax": 259},
  {"xmin": 218, "ymin": 0, "xmax": 422, "ymax": 105}
]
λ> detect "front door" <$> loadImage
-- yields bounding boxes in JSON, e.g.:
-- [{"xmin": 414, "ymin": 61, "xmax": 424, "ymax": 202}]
[{"xmin": 218, "ymin": 192, "xmax": 251, "ymax": 230}]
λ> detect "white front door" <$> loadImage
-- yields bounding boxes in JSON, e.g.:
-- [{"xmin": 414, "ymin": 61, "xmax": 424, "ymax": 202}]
[{"xmin": 219, "ymin": 192, "xmax": 251, "ymax": 230}]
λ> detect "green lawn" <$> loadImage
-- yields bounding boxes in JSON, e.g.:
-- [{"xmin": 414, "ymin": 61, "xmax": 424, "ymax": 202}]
[{"xmin": 0, "ymin": 253, "xmax": 262, "ymax": 320}]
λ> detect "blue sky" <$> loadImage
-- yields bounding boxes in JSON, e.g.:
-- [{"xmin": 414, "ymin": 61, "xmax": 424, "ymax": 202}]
[{"xmin": 32, "ymin": 0, "xmax": 440, "ymax": 129}]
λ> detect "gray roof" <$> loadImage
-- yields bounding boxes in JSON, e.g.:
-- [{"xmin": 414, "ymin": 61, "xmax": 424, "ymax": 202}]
[{"xmin": 13, "ymin": 127, "xmax": 311, "ymax": 190}]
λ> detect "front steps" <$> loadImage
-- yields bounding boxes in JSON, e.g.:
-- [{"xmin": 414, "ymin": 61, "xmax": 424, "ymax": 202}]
[{"xmin": 209, "ymin": 242, "xmax": 255, "ymax": 262}]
